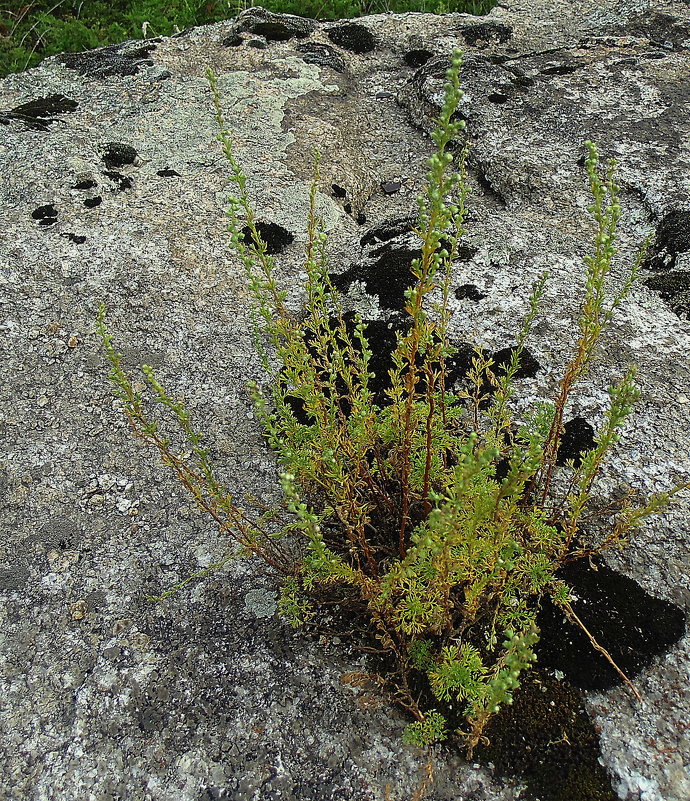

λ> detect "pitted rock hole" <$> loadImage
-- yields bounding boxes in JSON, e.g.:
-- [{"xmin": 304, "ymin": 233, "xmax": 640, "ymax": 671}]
[
  {"xmin": 102, "ymin": 143, "xmax": 139, "ymax": 169},
  {"xmin": 241, "ymin": 221, "xmax": 294, "ymax": 255},
  {"xmin": 556, "ymin": 416, "xmax": 596, "ymax": 467},
  {"xmin": 327, "ymin": 23, "xmax": 376, "ymax": 54}
]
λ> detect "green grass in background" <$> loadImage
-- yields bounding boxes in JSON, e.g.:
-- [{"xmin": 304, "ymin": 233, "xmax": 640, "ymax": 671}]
[{"xmin": 0, "ymin": 0, "xmax": 496, "ymax": 77}]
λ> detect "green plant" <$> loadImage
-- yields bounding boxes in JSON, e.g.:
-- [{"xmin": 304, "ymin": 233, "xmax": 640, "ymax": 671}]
[{"xmin": 98, "ymin": 49, "xmax": 683, "ymax": 757}]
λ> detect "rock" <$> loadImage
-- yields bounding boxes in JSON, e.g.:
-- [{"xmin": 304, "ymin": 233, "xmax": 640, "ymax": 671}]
[{"xmin": 1, "ymin": 2, "xmax": 690, "ymax": 800}]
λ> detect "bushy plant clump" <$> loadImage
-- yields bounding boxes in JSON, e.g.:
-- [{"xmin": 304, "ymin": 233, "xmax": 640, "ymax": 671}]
[{"xmin": 98, "ymin": 50, "xmax": 680, "ymax": 755}]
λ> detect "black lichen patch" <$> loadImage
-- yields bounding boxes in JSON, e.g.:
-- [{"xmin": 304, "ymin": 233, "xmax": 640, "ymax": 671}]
[
  {"xmin": 1, "ymin": 94, "xmax": 78, "ymax": 131},
  {"xmin": 62, "ymin": 233, "xmax": 86, "ymax": 244},
  {"xmin": 238, "ymin": 8, "xmax": 315, "ymax": 41},
  {"xmin": 295, "ymin": 42, "xmax": 346, "ymax": 73},
  {"xmin": 72, "ymin": 178, "xmax": 97, "ymax": 190},
  {"xmin": 644, "ymin": 209, "xmax": 690, "ymax": 271},
  {"xmin": 478, "ymin": 670, "xmax": 617, "ymax": 801},
  {"xmin": 58, "ymin": 41, "xmax": 158, "ymax": 77},
  {"xmin": 455, "ymin": 284, "xmax": 487, "ymax": 302},
  {"xmin": 327, "ymin": 23, "xmax": 376, "ymax": 54},
  {"xmin": 241, "ymin": 221, "xmax": 294, "ymax": 255},
  {"xmin": 360, "ymin": 215, "xmax": 416, "ymax": 247},
  {"xmin": 84, "ymin": 196, "xmax": 103, "ymax": 209},
  {"xmin": 460, "ymin": 22, "xmax": 513, "ymax": 48},
  {"xmin": 103, "ymin": 171, "xmax": 133, "ymax": 191},
  {"xmin": 102, "ymin": 143, "xmax": 139, "ymax": 169},
  {"xmin": 32, "ymin": 204, "xmax": 58, "ymax": 224},
  {"xmin": 404, "ymin": 49, "xmax": 434, "ymax": 68},
  {"xmin": 157, "ymin": 168, "xmax": 180, "ymax": 177},
  {"xmin": 556, "ymin": 416, "xmax": 595, "ymax": 467},
  {"xmin": 331, "ymin": 247, "xmax": 422, "ymax": 311},
  {"xmin": 537, "ymin": 557, "xmax": 686, "ymax": 692}
]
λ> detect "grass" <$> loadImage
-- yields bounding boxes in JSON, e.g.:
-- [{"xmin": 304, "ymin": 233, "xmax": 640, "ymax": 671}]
[{"xmin": 0, "ymin": 0, "xmax": 497, "ymax": 77}]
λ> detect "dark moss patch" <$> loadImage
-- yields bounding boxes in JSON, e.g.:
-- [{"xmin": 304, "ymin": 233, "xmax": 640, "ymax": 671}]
[
  {"xmin": 556, "ymin": 416, "xmax": 595, "ymax": 467},
  {"xmin": 57, "ymin": 41, "xmax": 157, "ymax": 77},
  {"xmin": 478, "ymin": 670, "xmax": 617, "ymax": 801},
  {"xmin": 295, "ymin": 42, "xmax": 346, "ymax": 73},
  {"xmin": 455, "ymin": 283, "xmax": 487, "ymax": 301},
  {"xmin": 327, "ymin": 23, "xmax": 376, "ymax": 55},
  {"xmin": 241, "ymin": 221, "xmax": 294, "ymax": 255},
  {"xmin": 32, "ymin": 204, "xmax": 58, "ymax": 223},
  {"xmin": 102, "ymin": 143, "xmax": 139, "ymax": 169},
  {"xmin": 460, "ymin": 22, "xmax": 513, "ymax": 48},
  {"xmin": 537, "ymin": 557, "xmax": 686, "ymax": 692},
  {"xmin": 404, "ymin": 49, "xmax": 433, "ymax": 68},
  {"xmin": 1, "ymin": 94, "xmax": 77, "ymax": 130}
]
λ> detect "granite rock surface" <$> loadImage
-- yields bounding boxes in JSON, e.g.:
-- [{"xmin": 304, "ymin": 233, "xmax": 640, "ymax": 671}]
[{"xmin": 1, "ymin": 1, "xmax": 689, "ymax": 799}]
